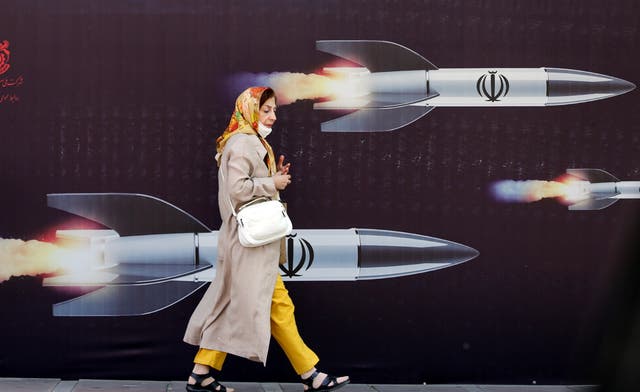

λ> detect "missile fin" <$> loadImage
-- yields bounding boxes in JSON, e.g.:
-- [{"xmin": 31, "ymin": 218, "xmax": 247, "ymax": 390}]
[
  {"xmin": 321, "ymin": 106, "xmax": 435, "ymax": 133},
  {"xmin": 315, "ymin": 92, "xmax": 439, "ymax": 110},
  {"xmin": 568, "ymin": 198, "xmax": 619, "ymax": 210},
  {"xmin": 593, "ymin": 193, "xmax": 619, "ymax": 200},
  {"xmin": 567, "ymin": 168, "xmax": 620, "ymax": 183},
  {"xmin": 52, "ymin": 280, "xmax": 208, "ymax": 316},
  {"xmin": 47, "ymin": 193, "xmax": 211, "ymax": 236},
  {"xmin": 44, "ymin": 262, "xmax": 213, "ymax": 286},
  {"xmin": 316, "ymin": 40, "xmax": 437, "ymax": 72}
]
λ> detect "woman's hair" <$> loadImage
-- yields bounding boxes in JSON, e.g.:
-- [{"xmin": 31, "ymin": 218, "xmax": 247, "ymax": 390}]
[{"xmin": 259, "ymin": 88, "xmax": 276, "ymax": 108}]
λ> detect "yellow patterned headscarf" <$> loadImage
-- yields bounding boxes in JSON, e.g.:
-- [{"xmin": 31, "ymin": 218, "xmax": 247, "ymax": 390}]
[{"xmin": 215, "ymin": 86, "xmax": 277, "ymax": 175}]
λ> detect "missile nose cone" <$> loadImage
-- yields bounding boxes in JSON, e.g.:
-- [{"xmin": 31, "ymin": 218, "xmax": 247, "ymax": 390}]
[
  {"xmin": 602, "ymin": 76, "xmax": 636, "ymax": 96},
  {"xmin": 356, "ymin": 229, "xmax": 478, "ymax": 280},
  {"xmin": 618, "ymin": 79, "xmax": 635, "ymax": 94},
  {"xmin": 546, "ymin": 68, "xmax": 636, "ymax": 106}
]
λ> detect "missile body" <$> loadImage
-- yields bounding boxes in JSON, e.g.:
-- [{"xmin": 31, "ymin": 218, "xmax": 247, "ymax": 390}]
[
  {"xmin": 565, "ymin": 169, "xmax": 640, "ymax": 210},
  {"xmin": 315, "ymin": 40, "xmax": 636, "ymax": 132},
  {"xmin": 45, "ymin": 193, "xmax": 478, "ymax": 316}
]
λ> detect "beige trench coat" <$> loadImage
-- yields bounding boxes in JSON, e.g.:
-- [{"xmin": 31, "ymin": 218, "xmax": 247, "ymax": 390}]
[{"xmin": 184, "ymin": 133, "xmax": 281, "ymax": 365}]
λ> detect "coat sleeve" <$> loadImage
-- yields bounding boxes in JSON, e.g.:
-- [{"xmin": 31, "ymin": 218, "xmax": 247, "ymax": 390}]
[{"xmin": 225, "ymin": 138, "xmax": 277, "ymax": 203}]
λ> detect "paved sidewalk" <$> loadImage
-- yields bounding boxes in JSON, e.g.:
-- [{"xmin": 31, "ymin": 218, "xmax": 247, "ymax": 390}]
[{"xmin": 0, "ymin": 378, "xmax": 598, "ymax": 392}]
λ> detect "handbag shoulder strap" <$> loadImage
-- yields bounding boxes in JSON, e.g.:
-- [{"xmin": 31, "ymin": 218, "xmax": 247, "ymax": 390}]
[
  {"xmin": 218, "ymin": 167, "xmax": 239, "ymax": 217},
  {"xmin": 218, "ymin": 137, "xmax": 281, "ymax": 217}
]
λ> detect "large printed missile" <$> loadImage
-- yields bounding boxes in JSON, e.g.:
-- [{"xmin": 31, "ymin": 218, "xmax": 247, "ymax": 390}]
[
  {"xmin": 44, "ymin": 193, "xmax": 478, "ymax": 316},
  {"xmin": 563, "ymin": 169, "xmax": 640, "ymax": 210},
  {"xmin": 315, "ymin": 40, "xmax": 636, "ymax": 132}
]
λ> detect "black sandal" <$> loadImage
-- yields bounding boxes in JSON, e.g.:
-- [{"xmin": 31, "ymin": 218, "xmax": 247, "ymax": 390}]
[
  {"xmin": 186, "ymin": 371, "xmax": 229, "ymax": 392},
  {"xmin": 301, "ymin": 370, "xmax": 350, "ymax": 392}
]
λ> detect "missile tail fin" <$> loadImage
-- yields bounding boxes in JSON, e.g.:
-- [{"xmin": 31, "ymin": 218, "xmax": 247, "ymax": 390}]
[
  {"xmin": 52, "ymin": 280, "xmax": 208, "ymax": 317},
  {"xmin": 44, "ymin": 262, "xmax": 212, "ymax": 286},
  {"xmin": 568, "ymin": 198, "xmax": 619, "ymax": 210},
  {"xmin": 47, "ymin": 193, "xmax": 211, "ymax": 236},
  {"xmin": 316, "ymin": 40, "xmax": 437, "ymax": 72},
  {"xmin": 567, "ymin": 168, "xmax": 620, "ymax": 183},
  {"xmin": 321, "ymin": 106, "xmax": 435, "ymax": 133},
  {"xmin": 315, "ymin": 92, "xmax": 439, "ymax": 110}
]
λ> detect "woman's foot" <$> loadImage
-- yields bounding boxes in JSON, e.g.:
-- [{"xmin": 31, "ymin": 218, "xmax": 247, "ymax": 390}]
[
  {"xmin": 301, "ymin": 369, "xmax": 350, "ymax": 392},
  {"xmin": 187, "ymin": 367, "xmax": 234, "ymax": 392}
]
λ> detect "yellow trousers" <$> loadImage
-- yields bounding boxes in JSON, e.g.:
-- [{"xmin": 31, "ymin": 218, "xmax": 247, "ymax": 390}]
[{"xmin": 194, "ymin": 275, "xmax": 319, "ymax": 375}]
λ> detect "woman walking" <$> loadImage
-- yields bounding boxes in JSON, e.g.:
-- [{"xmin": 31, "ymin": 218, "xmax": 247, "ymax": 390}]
[{"xmin": 184, "ymin": 87, "xmax": 350, "ymax": 392}]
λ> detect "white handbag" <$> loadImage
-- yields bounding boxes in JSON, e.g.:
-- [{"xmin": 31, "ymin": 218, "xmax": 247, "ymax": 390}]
[
  {"xmin": 235, "ymin": 197, "xmax": 293, "ymax": 247},
  {"xmin": 220, "ymin": 169, "xmax": 292, "ymax": 247}
]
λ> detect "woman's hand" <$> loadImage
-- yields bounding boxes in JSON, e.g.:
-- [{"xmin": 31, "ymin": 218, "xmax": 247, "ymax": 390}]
[
  {"xmin": 273, "ymin": 173, "xmax": 291, "ymax": 190},
  {"xmin": 277, "ymin": 155, "xmax": 291, "ymax": 174},
  {"xmin": 274, "ymin": 155, "xmax": 292, "ymax": 190}
]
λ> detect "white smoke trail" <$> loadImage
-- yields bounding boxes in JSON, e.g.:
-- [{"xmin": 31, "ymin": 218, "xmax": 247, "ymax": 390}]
[
  {"xmin": 0, "ymin": 238, "xmax": 67, "ymax": 282},
  {"xmin": 491, "ymin": 180, "xmax": 568, "ymax": 203}
]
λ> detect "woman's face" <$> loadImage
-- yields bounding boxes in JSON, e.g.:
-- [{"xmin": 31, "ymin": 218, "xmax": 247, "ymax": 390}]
[{"xmin": 258, "ymin": 97, "xmax": 277, "ymax": 128}]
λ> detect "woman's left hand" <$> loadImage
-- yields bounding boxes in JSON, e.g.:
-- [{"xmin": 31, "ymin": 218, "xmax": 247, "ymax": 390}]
[{"xmin": 277, "ymin": 155, "xmax": 291, "ymax": 174}]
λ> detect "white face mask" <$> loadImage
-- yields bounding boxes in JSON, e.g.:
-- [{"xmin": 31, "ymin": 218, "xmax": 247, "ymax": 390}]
[{"xmin": 257, "ymin": 122, "xmax": 272, "ymax": 138}]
